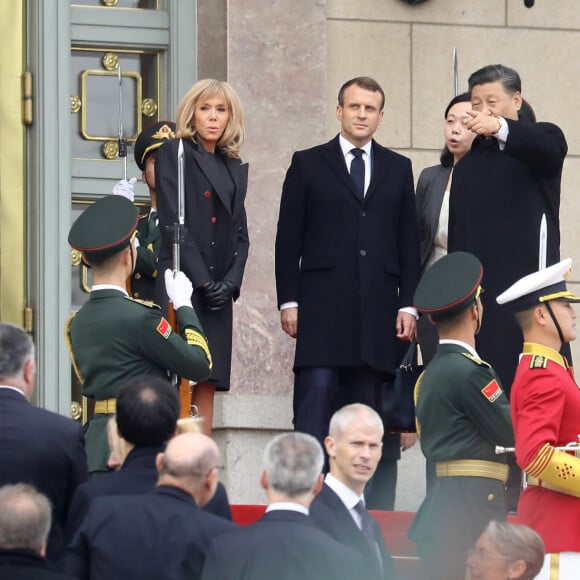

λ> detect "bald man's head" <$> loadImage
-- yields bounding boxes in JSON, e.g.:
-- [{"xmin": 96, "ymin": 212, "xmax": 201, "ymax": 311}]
[{"xmin": 155, "ymin": 433, "xmax": 221, "ymax": 506}]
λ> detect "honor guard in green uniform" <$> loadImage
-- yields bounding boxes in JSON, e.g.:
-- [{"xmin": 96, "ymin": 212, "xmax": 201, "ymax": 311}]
[
  {"xmin": 112, "ymin": 121, "xmax": 176, "ymax": 302},
  {"xmin": 408, "ymin": 252, "xmax": 514, "ymax": 580},
  {"xmin": 66, "ymin": 195, "xmax": 212, "ymax": 474}
]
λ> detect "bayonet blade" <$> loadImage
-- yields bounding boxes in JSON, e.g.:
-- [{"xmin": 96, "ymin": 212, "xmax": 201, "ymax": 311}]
[
  {"xmin": 539, "ymin": 213, "xmax": 547, "ymax": 270},
  {"xmin": 117, "ymin": 64, "xmax": 127, "ymax": 180},
  {"xmin": 453, "ymin": 46, "xmax": 458, "ymax": 96}
]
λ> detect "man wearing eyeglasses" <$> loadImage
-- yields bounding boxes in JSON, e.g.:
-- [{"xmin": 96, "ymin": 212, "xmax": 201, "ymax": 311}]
[{"xmin": 65, "ymin": 433, "xmax": 235, "ymax": 580}]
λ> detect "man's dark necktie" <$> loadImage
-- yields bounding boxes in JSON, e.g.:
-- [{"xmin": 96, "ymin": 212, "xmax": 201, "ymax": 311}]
[
  {"xmin": 354, "ymin": 500, "xmax": 382, "ymax": 566},
  {"xmin": 350, "ymin": 148, "xmax": 365, "ymax": 200}
]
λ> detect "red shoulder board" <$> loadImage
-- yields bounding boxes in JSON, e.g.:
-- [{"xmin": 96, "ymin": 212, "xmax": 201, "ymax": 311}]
[
  {"xmin": 156, "ymin": 318, "xmax": 172, "ymax": 339},
  {"xmin": 481, "ymin": 379, "xmax": 502, "ymax": 403}
]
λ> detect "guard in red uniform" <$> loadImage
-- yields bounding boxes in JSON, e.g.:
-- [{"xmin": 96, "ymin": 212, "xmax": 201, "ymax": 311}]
[{"xmin": 497, "ymin": 258, "xmax": 580, "ymax": 579}]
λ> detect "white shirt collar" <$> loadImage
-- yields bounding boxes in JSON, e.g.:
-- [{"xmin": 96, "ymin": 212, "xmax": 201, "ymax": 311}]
[
  {"xmin": 324, "ymin": 472, "xmax": 364, "ymax": 510},
  {"xmin": 339, "ymin": 134, "xmax": 372, "ymax": 159},
  {"xmin": 91, "ymin": 284, "xmax": 128, "ymax": 296},
  {"xmin": 439, "ymin": 339, "xmax": 480, "ymax": 359},
  {"xmin": 265, "ymin": 501, "xmax": 309, "ymax": 516}
]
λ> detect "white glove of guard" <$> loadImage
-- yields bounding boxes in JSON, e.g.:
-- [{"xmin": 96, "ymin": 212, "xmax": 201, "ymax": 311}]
[
  {"xmin": 164, "ymin": 269, "xmax": 193, "ymax": 310},
  {"xmin": 112, "ymin": 177, "xmax": 137, "ymax": 202}
]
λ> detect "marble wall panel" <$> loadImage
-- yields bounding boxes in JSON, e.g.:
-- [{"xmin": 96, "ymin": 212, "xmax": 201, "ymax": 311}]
[
  {"xmin": 507, "ymin": 0, "xmax": 580, "ymax": 30},
  {"xmin": 560, "ymin": 155, "xmax": 580, "ymax": 278},
  {"xmin": 407, "ymin": 149, "xmax": 441, "ymax": 185},
  {"xmin": 327, "ymin": 0, "xmax": 506, "ymax": 26},
  {"xmin": 326, "ymin": 20, "xmax": 411, "ymax": 148},
  {"xmin": 213, "ymin": 394, "xmax": 292, "ymax": 503},
  {"xmin": 226, "ymin": 0, "xmax": 327, "ymax": 398},
  {"xmin": 197, "ymin": 0, "xmax": 227, "ymax": 80}
]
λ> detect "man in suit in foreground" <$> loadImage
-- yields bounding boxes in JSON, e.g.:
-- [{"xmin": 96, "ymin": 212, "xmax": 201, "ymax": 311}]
[
  {"xmin": 65, "ymin": 433, "xmax": 235, "ymax": 580},
  {"xmin": 201, "ymin": 432, "xmax": 368, "ymax": 580},
  {"xmin": 275, "ymin": 76, "xmax": 420, "ymax": 449},
  {"xmin": 310, "ymin": 403, "xmax": 394, "ymax": 579},
  {"xmin": 65, "ymin": 375, "xmax": 231, "ymax": 543},
  {"xmin": 0, "ymin": 484, "xmax": 75, "ymax": 580},
  {"xmin": 0, "ymin": 323, "xmax": 88, "ymax": 564}
]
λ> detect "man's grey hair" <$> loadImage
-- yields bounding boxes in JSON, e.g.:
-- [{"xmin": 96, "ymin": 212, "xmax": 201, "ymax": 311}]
[
  {"xmin": 328, "ymin": 403, "xmax": 384, "ymax": 438},
  {"xmin": 0, "ymin": 323, "xmax": 35, "ymax": 382},
  {"xmin": 485, "ymin": 520, "xmax": 545, "ymax": 580},
  {"xmin": 0, "ymin": 484, "xmax": 52, "ymax": 554},
  {"xmin": 263, "ymin": 432, "xmax": 323, "ymax": 498}
]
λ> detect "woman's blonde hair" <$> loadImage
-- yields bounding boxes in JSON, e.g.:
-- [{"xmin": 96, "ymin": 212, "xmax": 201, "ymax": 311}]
[
  {"xmin": 176, "ymin": 79, "xmax": 245, "ymax": 159},
  {"xmin": 176, "ymin": 416, "xmax": 205, "ymax": 434}
]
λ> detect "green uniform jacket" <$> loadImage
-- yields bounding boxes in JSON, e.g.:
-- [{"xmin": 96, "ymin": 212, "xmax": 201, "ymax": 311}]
[
  {"xmin": 408, "ymin": 343, "xmax": 514, "ymax": 552},
  {"xmin": 131, "ymin": 211, "xmax": 160, "ymax": 302},
  {"xmin": 66, "ymin": 288, "xmax": 212, "ymax": 473}
]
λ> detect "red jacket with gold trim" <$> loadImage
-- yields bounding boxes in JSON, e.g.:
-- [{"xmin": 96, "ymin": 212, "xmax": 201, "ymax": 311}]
[{"xmin": 511, "ymin": 342, "xmax": 580, "ymax": 553}]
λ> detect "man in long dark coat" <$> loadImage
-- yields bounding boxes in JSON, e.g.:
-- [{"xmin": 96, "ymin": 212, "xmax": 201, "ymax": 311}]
[
  {"xmin": 448, "ymin": 64, "xmax": 568, "ymax": 392},
  {"xmin": 275, "ymin": 76, "xmax": 420, "ymax": 448}
]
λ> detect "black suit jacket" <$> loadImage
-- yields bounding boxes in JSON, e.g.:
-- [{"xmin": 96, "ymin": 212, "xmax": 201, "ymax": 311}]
[
  {"xmin": 310, "ymin": 483, "xmax": 394, "ymax": 579},
  {"xmin": 0, "ymin": 389, "xmax": 88, "ymax": 563},
  {"xmin": 201, "ymin": 508, "xmax": 368, "ymax": 580},
  {"xmin": 65, "ymin": 445, "xmax": 232, "ymax": 543},
  {"xmin": 449, "ymin": 119, "xmax": 567, "ymax": 388},
  {"xmin": 275, "ymin": 135, "xmax": 420, "ymax": 374},
  {"xmin": 0, "ymin": 550, "xmax": 75, "ymax": 580},
  {"xmin": 65, "ymin": 485, "xmax": 237, "ymax": 580},
  {"xmin": 415, "ymin": 163, "xmax": 452, "ymax": 269}
]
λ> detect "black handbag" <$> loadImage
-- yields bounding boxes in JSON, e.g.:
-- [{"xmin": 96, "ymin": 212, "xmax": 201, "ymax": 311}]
[{"xmin": 382, "ymin": 340, "xmax": 423, "ymax": 433}]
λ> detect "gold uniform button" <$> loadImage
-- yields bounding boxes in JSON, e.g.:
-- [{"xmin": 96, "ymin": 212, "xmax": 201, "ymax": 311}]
[
  {"xmin": 487, "ymin": 493, "xmax": 495, "ymax": 501},
  {"xmin": 133, "ymin": 292, "xmax": 140, "ymax": 298},
  {"xmin": 134, "ymin": 273, "xmax": 141, "ymax": 280}
]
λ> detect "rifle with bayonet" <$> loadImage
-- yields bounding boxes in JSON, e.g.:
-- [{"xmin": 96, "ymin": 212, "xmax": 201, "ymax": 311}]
[
  {"xmin": 116, "ymin": 63, "xmax": 134, "ymax": 298},
  {"xmin": 117, "ymin": 64, "xmax": 127, "ymax": 180}
]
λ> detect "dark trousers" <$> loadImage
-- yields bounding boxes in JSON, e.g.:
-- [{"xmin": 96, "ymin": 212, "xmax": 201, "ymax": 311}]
[{"xmin": 293, "ymin": 366, "xmax": 384, "ymax": 451}]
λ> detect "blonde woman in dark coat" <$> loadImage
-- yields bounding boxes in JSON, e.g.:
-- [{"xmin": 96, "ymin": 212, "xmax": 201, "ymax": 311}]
[{"xmin": 155, "ymin": 80, "xmax": 249, "ymax": 434}]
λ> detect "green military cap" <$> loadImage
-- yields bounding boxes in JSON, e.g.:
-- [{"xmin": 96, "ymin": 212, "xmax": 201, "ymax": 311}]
[
  {"xmin": 134, "ymin": 121, "xmax": 176, "ymax": 170},
  {"xmin": 496, "ymin": 258, "xmax": 580, "ymax": 312},
  {"xmin": 414, "ymin": 251, "xmax": 483, "ymax": 315},
  {"xmin": 68, "ymin": 195, "xmax": 139, "ymax": 259}
]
